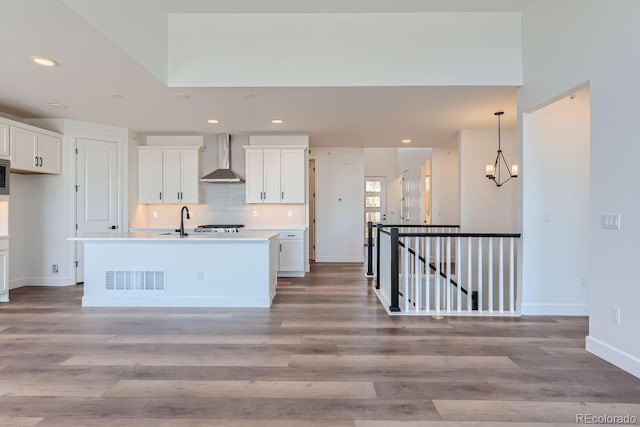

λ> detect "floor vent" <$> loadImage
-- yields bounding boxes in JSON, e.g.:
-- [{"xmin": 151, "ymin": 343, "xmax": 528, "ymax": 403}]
[{"xmin": 105, "ymin": 270, "xmax": 165, "ymax": 291}]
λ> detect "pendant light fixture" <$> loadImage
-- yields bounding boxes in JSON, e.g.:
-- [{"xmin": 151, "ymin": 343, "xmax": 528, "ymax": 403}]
[{"xmin": 485, "ymin": 111, "xmax": 518, "ymax": 187}]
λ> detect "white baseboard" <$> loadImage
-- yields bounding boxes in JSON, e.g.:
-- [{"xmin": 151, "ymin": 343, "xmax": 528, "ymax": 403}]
[
  {"xmin": 521, "ymin": 302, "xmax": 588, "ymax": 316},
  {"xmin": 586, "ymin": 335, "xmax": 640, "ymax": 379},
  {"xmin": 315, "ymin": 256, "xmax": 364, "ymax": 263},
  {"xmin": 10, "ymin": 277, "xmax": 76, "ymax": 288},
  {"xmin": 277, "ymin": 272, "xmax": 305, "ymax": 278}
]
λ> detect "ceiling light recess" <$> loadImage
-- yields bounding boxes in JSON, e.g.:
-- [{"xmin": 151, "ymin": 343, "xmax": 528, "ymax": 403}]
[
  {"xmin": 401, "ymin": 139, "xmax": 412, "ymax": 144},
  {"xmin": 48, "ymin": 102, "xmax": 68, "ymax": 109},
  {"xmin": 32, "ymin": 56, "xmax": 58, "ymax": 67},
  {"xmin": 207, "ymin": 119, "xmax": 220, "ymax": 124},
  {"xmin": 271, "ymin": 119, "xmax": 284, "ymax": 124}
]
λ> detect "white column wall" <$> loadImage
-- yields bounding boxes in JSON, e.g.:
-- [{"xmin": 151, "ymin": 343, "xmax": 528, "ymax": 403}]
[
  {"xmin": 521, "ymin": 92, "xmax": 590, "ymax": 315},
  {"xmin": 520, "ymin": 0, "xmax": 640, "ymax": 377},
  {"xmin": 431, "ymin": 148, "xmax": 460, "ymax": 226}
]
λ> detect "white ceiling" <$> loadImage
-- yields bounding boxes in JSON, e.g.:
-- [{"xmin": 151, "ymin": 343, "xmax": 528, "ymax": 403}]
[{"xmin": 0, "ymin": 0, "xmax": 521, "ymax": 147}]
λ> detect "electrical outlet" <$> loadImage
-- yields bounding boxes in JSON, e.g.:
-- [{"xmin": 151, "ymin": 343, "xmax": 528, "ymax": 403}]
[
  {"xmin": 610, "ymin": 306, "xmax": 621, "ymax": 324},
  {"xmin": 152, "ymin": 210, "xmax": 159, "ymax": 218},
  {"xmin": 287, "ymin": 210, "xmax": 293, "ymax": 217},
  {"xmin": 52, "ymin": 264, "xmax": 59, "ymax": 274},
  {"xmin": 197, "ymin": 272, "xmax": 204, "ymax": 280},
  {"xmin": 252, "ymin": 210, "xmax": 258, "ymax": 217}
]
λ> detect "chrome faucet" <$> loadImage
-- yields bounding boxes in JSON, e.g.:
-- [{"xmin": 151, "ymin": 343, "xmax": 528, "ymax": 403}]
[{"xmin": 179, "ymin": 206, "xmax": 190, "ymax": 237}]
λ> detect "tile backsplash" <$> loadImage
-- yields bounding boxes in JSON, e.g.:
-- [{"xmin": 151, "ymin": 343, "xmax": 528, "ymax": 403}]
[{"xmin": 136, "ymin": 184, "xmax": 306, "ymax": 229}]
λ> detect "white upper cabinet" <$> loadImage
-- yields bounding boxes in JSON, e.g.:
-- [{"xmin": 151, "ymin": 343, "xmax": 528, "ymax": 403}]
[
  {"xmin": 244, "ymin": 145, "xmax": 306, "ymax": 204},
  {"xmin": 280, "ymin": 149, "xmax": 305, "ymax": 203},
  {"xmin": 9, "ymin": 125, "xmax": 62, "ymax": 174},
  {"xmin": 138, "ymin": 146, "xmax": 200, "ymax": 204},
  {"xmin": 0, "ymin": 123, "xmax": 9, "ymax": 159},
  {"xmin": 138, "ymin": 148, "xmax": 164, "ymax": 203}
]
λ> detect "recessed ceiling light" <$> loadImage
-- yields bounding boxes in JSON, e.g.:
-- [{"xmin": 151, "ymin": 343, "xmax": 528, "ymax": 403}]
[
  {"xmin": 109, "ymin": 93, "xmax": 123, "ymax": 99},
  {"xmin": 272, "ymin": 119, "xmax": 284, "ymax": 124},
  {"xmin": 48, "ymin": 102, "xmax": 68, "ymax": 109},
  {"xmin": 176, "ymin": 93, "xmax": 189, "ymax": 99},
  {"xmin": 207, "ymin": 119, "xmax": 220, "ymax": 124},
  {"xmin": 31, "ymin": 56, "xmax": 58, "ymax": 67},
  {"xmin": 401, "ymin": 139, "xmax": 412, "ymax": 144}
]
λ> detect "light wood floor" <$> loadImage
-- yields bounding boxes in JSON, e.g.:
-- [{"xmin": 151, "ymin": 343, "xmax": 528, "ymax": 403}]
[{"xmin": 0, "ymin": 263, "xmax": 638, "ymax": 426}]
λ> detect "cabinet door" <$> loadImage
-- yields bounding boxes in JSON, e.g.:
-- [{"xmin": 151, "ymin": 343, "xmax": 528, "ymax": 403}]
[
  {"xmin": 280, "ymin": 149, "xmax": 305, "ymax": 203},
  {"xmin": 9, "ymin": 126, "xmax": 38, "ymax": 171},
  {"xmin": 162, "ymin": 150, "xmax": 181, "ymax": 204},
  {"xmin": 279, "ymin": 239, "xmax": 304, "ymax": 271},
  {"xmin": 0, "ymin": 123, "xmax": 9, "ymax": 158},
  {"xmin": 262, "ymin": 149, "xmax": 281, "ymax": 203},
  {"xmin": 37, "ymin": 133, "xmax": 62, "ymax": 174},
  {"xmin": 179, "ymin": 149, "xmax": 200, "ymax": 203},
  {"xmin": 245, "ymin": 149, "xmax": 265, "ymax": 203},
  {"xmin": 138, "ymin": 149, "xmax": 164, "ymax": 203},
  {"xmin": 0, "ymin": 249, "xmax": 7, "ymax": 295}
]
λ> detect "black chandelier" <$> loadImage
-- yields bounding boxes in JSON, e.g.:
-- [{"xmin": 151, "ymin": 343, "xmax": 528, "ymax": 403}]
[{"xmin": 485, "ymin": 111, "xmax": 518, "ymax": 187}]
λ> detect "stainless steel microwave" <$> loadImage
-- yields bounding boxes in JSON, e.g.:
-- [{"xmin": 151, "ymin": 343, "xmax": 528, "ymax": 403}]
[{"xmin": 0, "ymin": 159, "xmax": 9, "ymax": 195}]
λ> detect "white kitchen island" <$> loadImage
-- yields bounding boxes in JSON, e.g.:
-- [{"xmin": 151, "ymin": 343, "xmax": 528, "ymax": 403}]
[{"xmin": 70, "ymin": 232, "xmax": 278, "ymax": 308}]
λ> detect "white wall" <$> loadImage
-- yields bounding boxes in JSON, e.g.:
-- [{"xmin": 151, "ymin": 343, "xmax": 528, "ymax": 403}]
[
  {"xmin": 431, "ymin": 148, "xmax": 460, "ymax": 225},
  {"xmin": 168, "ymin": 12, "xmax": 522, "ymax": 87},
  {"xmin": 459, "ymin": 129, "xmax": 518, "ymax": 233},
  {"xmin": 311, "ymin": 147, "xmax": 364, "ymax": 262},
  {"xmin": 520, "ymin": 0, "xmax": 640, "ymax": 377},
  {"xmin": 9, "ymin": 119, "xmax": 129, "ymax": 287},
  {"xmin": 521, "ymin": 91, "xmax": 590, "ymax": 315}
]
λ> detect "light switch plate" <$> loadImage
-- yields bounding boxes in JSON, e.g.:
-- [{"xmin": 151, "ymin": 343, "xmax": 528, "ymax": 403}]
[{"xmin": 601, "ymin": 213, "xmax": 621, "ymax": 229}]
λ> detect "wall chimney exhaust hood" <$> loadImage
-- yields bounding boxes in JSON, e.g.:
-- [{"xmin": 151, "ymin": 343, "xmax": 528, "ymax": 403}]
[{"xmin": 200, "ymin": 133, "xmax": 244, "ymax": 183}]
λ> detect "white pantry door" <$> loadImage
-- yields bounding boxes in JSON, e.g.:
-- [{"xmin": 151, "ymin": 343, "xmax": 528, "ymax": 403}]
[{"xmin": 76, "ymin": 138, "xmax": 120, "ymax": 282}]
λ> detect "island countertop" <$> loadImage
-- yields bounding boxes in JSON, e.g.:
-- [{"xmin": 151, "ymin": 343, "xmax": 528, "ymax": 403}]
[{"xmin": 70, "ymin": 232, "xmax": 278, "ymax": 242}]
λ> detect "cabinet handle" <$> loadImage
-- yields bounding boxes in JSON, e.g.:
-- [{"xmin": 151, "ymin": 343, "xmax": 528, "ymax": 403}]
[
  {"xmin": 287, "ymin": 234, "xmax": 296, "ymax": 237},
  {"xmin": 34, "ymin": 156, "xmax": 38, "ymax": 167},
  {"xmin": 279, "ymin": 243, "xmax": 282, "ymax": 252},
  {"xmin": 40, "ymin": 157, "xmax": 43, "ymax": 167},
  {"xmin": 178, "ymin": 192, "xmax": 181, "ymax": 200},
  {"xmin": 281, "ymin": 192, "xmax": 284, "ymax": 200},
  {"xmin": 159, "ymin": 192, "xmax": 162, "ymax": 200}
]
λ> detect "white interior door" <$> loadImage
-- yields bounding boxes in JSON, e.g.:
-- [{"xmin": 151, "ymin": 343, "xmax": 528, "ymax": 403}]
[
  {"xmin": 76, "ymin": 138, "xmax": 120, "ymax": 282},
  {"xmin": 364, "ymin": 177, "xmax": 386, "ymax": 245}
]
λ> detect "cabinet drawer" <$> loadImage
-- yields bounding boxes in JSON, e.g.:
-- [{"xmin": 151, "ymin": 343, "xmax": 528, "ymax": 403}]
[{"xmin": 278, "ymin": 231, "xmax": 303, "ymax": 240}]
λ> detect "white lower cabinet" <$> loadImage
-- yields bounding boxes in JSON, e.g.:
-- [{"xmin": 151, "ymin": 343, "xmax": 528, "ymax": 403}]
[
  {"xmin": 0, "ymin": 241, "xmax": 8, "ymax": 302},
  {"xmin": 278, "ymin": 231, "xmax": 305, "ymax": 276}
]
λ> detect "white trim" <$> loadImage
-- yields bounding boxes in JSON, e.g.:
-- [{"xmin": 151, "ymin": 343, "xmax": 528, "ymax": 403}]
[
  {"xmin": 82, "ymin": 295, "xmax": 273, "ymax": 308},
  {"xmin": 10, "ymin": 277, "xmax": 75, "ymax": 288},
  {"xmin": 521, "ymin": 303, "xmax": 588, "ymax": 316},
  {"xmin": 586, "ymin": 335, "xmax": 640, "ymax": 379},
  {"xmin": 314, "ymin": 256, "xmax": 364, "ymax": 263},
  {"xmin": 277, "ymin": 272, "xmax": 305, "ymax": 278}
]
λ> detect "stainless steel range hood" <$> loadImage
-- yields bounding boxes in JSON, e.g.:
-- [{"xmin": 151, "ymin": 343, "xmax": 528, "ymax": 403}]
[{"xmin": 200, "ymin": 133, "xmax": 244, "ymax": 183}]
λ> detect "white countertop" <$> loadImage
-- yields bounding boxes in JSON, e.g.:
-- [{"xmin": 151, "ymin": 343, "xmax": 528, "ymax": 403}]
[{"xmin": 70, "ymin": 231, "xmax": 278, "ymax": 242}]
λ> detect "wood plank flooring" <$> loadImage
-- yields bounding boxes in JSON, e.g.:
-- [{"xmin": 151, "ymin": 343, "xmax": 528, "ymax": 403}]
[{"xmin": 0, "ymin": 262, "xmax": 638, "ymax": 426}]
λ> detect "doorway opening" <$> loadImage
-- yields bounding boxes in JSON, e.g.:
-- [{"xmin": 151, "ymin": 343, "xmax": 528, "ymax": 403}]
[{"xmin": 364, "ymin": 176, "xmax": 386, "ymax": 246}]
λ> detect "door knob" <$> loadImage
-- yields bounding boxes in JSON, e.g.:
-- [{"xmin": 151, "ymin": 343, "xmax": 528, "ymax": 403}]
[{"xmin": 109, "ymin": 225, "xmax": 118, "ymax": 230}]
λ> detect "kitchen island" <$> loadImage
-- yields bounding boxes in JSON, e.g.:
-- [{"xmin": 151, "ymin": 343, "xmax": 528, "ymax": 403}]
[{"xmin": 70, "ymin": 232, "xmax": 278, "ymax": 308}]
